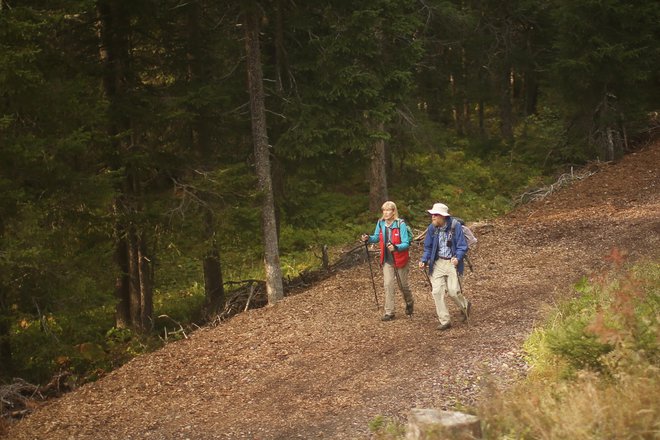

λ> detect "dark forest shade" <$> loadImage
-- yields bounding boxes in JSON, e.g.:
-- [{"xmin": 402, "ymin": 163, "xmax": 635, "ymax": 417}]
[{"xmin": 0, "ymin": 0, "xmax": 657, "ymax": 383}]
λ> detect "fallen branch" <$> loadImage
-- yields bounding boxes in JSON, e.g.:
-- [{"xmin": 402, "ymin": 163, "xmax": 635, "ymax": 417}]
[
  {"xmin": 0, "ymin": 374, "xmax": 72, "ymax": 420},
  {"xmin": 244, "ymin": 284, "xmax": 256, "ymax": 312},
  {"xmin": 516, "ymin": 165, "xmax": 601, "ymax": 205},
  {"xmin": 158, "ymin": 315, "xmax": 188, "ymax": 341}
]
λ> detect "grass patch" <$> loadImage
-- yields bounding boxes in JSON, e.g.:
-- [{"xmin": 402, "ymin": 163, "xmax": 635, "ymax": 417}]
[
  {"xmin": 479, "ymin": 260, "xmax": 660, "ymax": 439},
  {"xmin": 369, "ymin": 415, "xmax": 407, "ymax": 439}
]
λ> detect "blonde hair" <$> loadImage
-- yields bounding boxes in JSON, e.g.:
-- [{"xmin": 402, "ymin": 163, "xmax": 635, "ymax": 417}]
[{"xmin": 380, "ymin": 201, "xmax": 400, "ymax": 220}]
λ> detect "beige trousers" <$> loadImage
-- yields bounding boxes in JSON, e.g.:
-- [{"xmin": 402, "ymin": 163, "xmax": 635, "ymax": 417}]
[
  {"xmin": 382, "ymin": 262, "xmax": 413, "ymax": 315},
  {"xmin": 430, "ymin": 259, "xmax": 468, "ymax": 325}
]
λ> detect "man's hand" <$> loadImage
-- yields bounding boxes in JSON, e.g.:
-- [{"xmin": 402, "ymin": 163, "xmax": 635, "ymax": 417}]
[
  {"xmin": 387, "ymin": 242, "xmax": 396, "ymax": 252},
  {"xmin": 418, "ymin": 261, "xmax": 426, "ymax": 269},
  {"xmin": 451, "ymin": 257, "xmax": 458, "ymax": 267}
]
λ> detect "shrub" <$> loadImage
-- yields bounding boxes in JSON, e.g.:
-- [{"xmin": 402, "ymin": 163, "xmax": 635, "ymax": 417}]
[{"xmin": 480, "ymin": 261, "xmax": 660, "ymax": 440}]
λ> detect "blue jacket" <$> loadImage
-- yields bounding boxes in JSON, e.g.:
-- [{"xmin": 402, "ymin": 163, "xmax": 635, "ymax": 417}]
[{"xmin": 420, "ymin": 217, "xmax": 468, "ymax": 275}]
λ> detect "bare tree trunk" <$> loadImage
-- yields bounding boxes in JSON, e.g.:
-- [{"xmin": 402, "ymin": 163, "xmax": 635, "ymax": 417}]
[
  {"xmin": 461, "ymin": 48, "xmax": 472, "ymax": 134},
  {"xmin": 98, "ymin": 0, "xmax": 153, "ymax": 331},
  {"xmin": 138, "ymin": 233, "xmax": 152, "ymax": 331},
  {"xmin": 523, "ymin": 71, "xmax": 538, "ymax": 116},
  {"xmin": 203, "ymin": 210, "xmax": 224, "ymax": 316},
  {"xmin": 499, "ymin": 67, "xmax": 514, "ymax": 144},
  {"xmin": 450, "ymin": 73, "xmax": 461, "ymax": 134},
  {"xmin": 244, "ymin": 4, "xmax": 284, "ymax": 304},
  {"xmin": 369, "ymin": 122, "xmax": 388, "ymax": 212},
  {"xmin": 477, "ymin": 99, "xmax": 485, "ymax": 137},
  {"xmin": 273, "ymin": 0, "xmax": 288, "ymax": 93},
  {"xmin": 113, "ymin": 221, "xmax": 130, "ymax": 328},
  {"xmin": 185, "ymin": 1, "xmax": 225, "ymax": 315},
  {"xmin": 127, "ymin": 227, "xmax": 141, "ymax": 327},
  {"xmin": 0, "ymin": 284, "xmax": 14, "ymax": 379},
  {"xmin": 477, "ymin": 66, "xmax": 487, "ymax": 137},
  {"xmin": 0, "ymin": 311, "xmax": 10, "ymax": 378},
  {"xmin": 0, "ymin": 224, "xmax": 11, "ymax": 376}
]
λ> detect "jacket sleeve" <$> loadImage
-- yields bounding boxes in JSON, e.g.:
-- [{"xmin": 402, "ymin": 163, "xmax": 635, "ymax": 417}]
[
  {"xmin": 420, "ymin": 225, "xmax": 434, "ymax": 263},
  {"xmin": 367, "ymin": 221, "xmax": 381, "ymax": 244}
]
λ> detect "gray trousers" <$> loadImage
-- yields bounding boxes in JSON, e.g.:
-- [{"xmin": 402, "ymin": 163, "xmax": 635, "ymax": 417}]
[{"xmin": 382, "ymin": 262, "xmax": 413, "ymax": 315}]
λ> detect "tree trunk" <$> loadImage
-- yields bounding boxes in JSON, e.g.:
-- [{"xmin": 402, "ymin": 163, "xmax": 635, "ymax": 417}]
[
  {"xmin": 0, "ymin": 271, "xmax": 11, "ymax": 376},
  {"xmin": 523, "ymin": 70, "xmax": 538, "ymax": 116},
  {"xmin": 0, "ymin": 219, "xmax": 11, "ymax": 377},
  {"xmin": 203, "ymin": 210, "xmax": 225, "ymax": 316},
  {"xmin": 273, "ymin": 0, "xmax": 288, "ymax": 93},
  {"xmin": 450, "ymin": 73, "xmax": 461, "ymax": 135},
  {"xmin": 369, "ymin": 122, "xmax": 388, "ymax": 212},
  {"xmin": 127, "ymin": 227, "xmax": 141, "ymax": 327},
  {"xmin": 244, "ymin": 4, "xmax": 284, "ymax": 305},
  {"xmin": 478, "ymin": 66, "xmax": 487, "ymax": 137},
  {"xmin": 477, "ymin": 99, "xmax": 485, "ymax": 137},
  {"xmin": 185, "ymin": 1, "xmax": 225, "ymax": 315},
  {"xmin": 98, "ymin": 0, "xmax": 153, "ymax": 331},
  {"xmin": 113, "ymin": 221, "xmax": 130, "ymax": 328},
  {"xmin": 460, "ymin": 48, "xmax": 472, "ymax": 134},
  {"xmin": 138, "ymin": 232, "xmax": 152, "ymax": 331},
  {"xmin": 0, "ymin": 312, "xmax": 10, "ymax": 378},
  {"xmin": 499, "ymin": 66, "xmax": 514, "ymax": 144}
]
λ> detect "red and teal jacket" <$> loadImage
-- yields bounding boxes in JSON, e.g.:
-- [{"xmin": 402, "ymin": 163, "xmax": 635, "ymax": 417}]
[{"xmin": 366, "ymin": 219, "xmax": 410, "ymax": 268}]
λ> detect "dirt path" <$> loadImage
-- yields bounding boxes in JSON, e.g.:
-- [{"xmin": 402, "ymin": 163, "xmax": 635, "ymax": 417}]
[{"xmin": 5, "ymin": 143, "xmax": 660, "ymax": 440}]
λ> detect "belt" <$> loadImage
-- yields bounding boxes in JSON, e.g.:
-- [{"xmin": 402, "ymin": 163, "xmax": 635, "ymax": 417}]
[{"xmin": 436, "ymin": 256, "xmax": 452, "ymax": 261}]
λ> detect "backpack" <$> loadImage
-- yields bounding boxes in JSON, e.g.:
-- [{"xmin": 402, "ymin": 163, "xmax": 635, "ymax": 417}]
[
  {"xmin": 397, "ymin": 219, "xmax": 413, "ymax": 246},
  {"xmin": 451, "ymin": 217, "xmax": 477, "ymax": 272},
  {"xmin": 451, "ymin": 217, "xmax": 478, "ymax": 250}
]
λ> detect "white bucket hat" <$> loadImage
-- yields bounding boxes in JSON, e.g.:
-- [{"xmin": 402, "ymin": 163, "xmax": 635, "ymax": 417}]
[{"xmin": 427, "ymin": 202, "xmax": 450, "ymax": 217}]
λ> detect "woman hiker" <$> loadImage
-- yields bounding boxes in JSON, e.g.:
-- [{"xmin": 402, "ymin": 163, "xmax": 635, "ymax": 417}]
[
  {"xmin": 419, "ymin": 202, "xmax": 472, "ymax": 330},
  {"xmin": 361, "ymin": 201, "xmax": 414, "ymax": 321}
]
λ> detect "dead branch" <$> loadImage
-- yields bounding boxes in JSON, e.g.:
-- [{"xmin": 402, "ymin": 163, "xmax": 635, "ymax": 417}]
[
  {"xmin": 0, "ymin": 375, "xmax": 72, "ymax": 420},
  {"xmin": 516, "ymin": 165, "xmax": 601, "ymax": 205},
  {"xmin": 244, "ymin": 284, "xmax": 256, "ymax": 312},
  {"xmin": 158, "ymin": 315, "xmax": 188, "ymax": 341}
]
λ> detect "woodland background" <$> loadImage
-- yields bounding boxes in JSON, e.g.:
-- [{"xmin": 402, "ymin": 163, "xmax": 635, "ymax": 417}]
[{"xmin": 0, "ymin": 0, "xmax": 658, "ymax": 387}]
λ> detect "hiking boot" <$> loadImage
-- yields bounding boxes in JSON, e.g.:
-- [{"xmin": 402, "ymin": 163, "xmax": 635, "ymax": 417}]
[
  {"xmin": 437, "ymin": 322, "xmax": 451, "ymax": 331},
  {"xmin": 381, "ymin": 314, "xmax": 395, "ymax": 322},
  {"xmin": 461, "ymin": 300, "xmax": 472, "ymax": 322},
  {"xmin": 405, "ymin": 302, "xmax": 414, "ymax": 316}
]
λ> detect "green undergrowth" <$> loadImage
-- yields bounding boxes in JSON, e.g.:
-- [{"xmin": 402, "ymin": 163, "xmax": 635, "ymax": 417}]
[
  {"xmin": 367, "ymin": 260, "xmax": 659, "ymax": 439},
  {"xmin": 478, "ymin": 259, "xmax": 660, "ymax": 440}
]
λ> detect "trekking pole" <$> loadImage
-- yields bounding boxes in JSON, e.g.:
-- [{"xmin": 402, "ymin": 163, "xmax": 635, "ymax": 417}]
[
  {"xmin": 454, "ymin": 265, "xmax": 471, "ymax": 327},
  {"xmin": 363, "ymin": 240, "xmax": 379, "ymax": 309},
  {"xmin": 464, "ymin": 254, "xmax": 474, "ymax": 272},
  {"xmin": 420, "ymin": 266, "xmax": 432, "ymax": 287}
]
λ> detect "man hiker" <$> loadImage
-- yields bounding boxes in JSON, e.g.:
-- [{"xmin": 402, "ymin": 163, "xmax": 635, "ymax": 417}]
[
  {"xmin": 361, "ymin": 201, "xmax": 414, "ymax": 321},
  {"xmin": 419, "ymin": 202, "xmax": 472, "ymax": 330}
]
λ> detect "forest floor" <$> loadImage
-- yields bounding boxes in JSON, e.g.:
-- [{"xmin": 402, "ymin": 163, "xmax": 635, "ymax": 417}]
[{"xmin": 4, "ymin": 141, "xmax": 660, "ymax": 440}]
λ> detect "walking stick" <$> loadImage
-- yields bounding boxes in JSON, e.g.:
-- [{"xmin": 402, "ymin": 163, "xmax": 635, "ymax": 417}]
[
  {"xmin": 420, "ymin": 266, "xmax": 432, "ymax": 287},
  {"xmin": 364, "ymin": 241, "xmax": 379, "ymax": 309},
  {"xmin": 455, "ymin": 265, "xmax": 471, "ymax": 327}
]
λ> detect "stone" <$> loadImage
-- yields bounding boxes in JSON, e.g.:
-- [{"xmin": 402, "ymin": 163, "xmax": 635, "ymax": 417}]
[{"xmin": 406, "ymin": 408, "xmax": 482, "ymax": 440}]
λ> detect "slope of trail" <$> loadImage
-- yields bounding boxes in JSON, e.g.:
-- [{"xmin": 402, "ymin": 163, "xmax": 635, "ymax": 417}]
[{"xmin": 5, "ymin": 143, "xmax": 659, "ymax": 440}]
